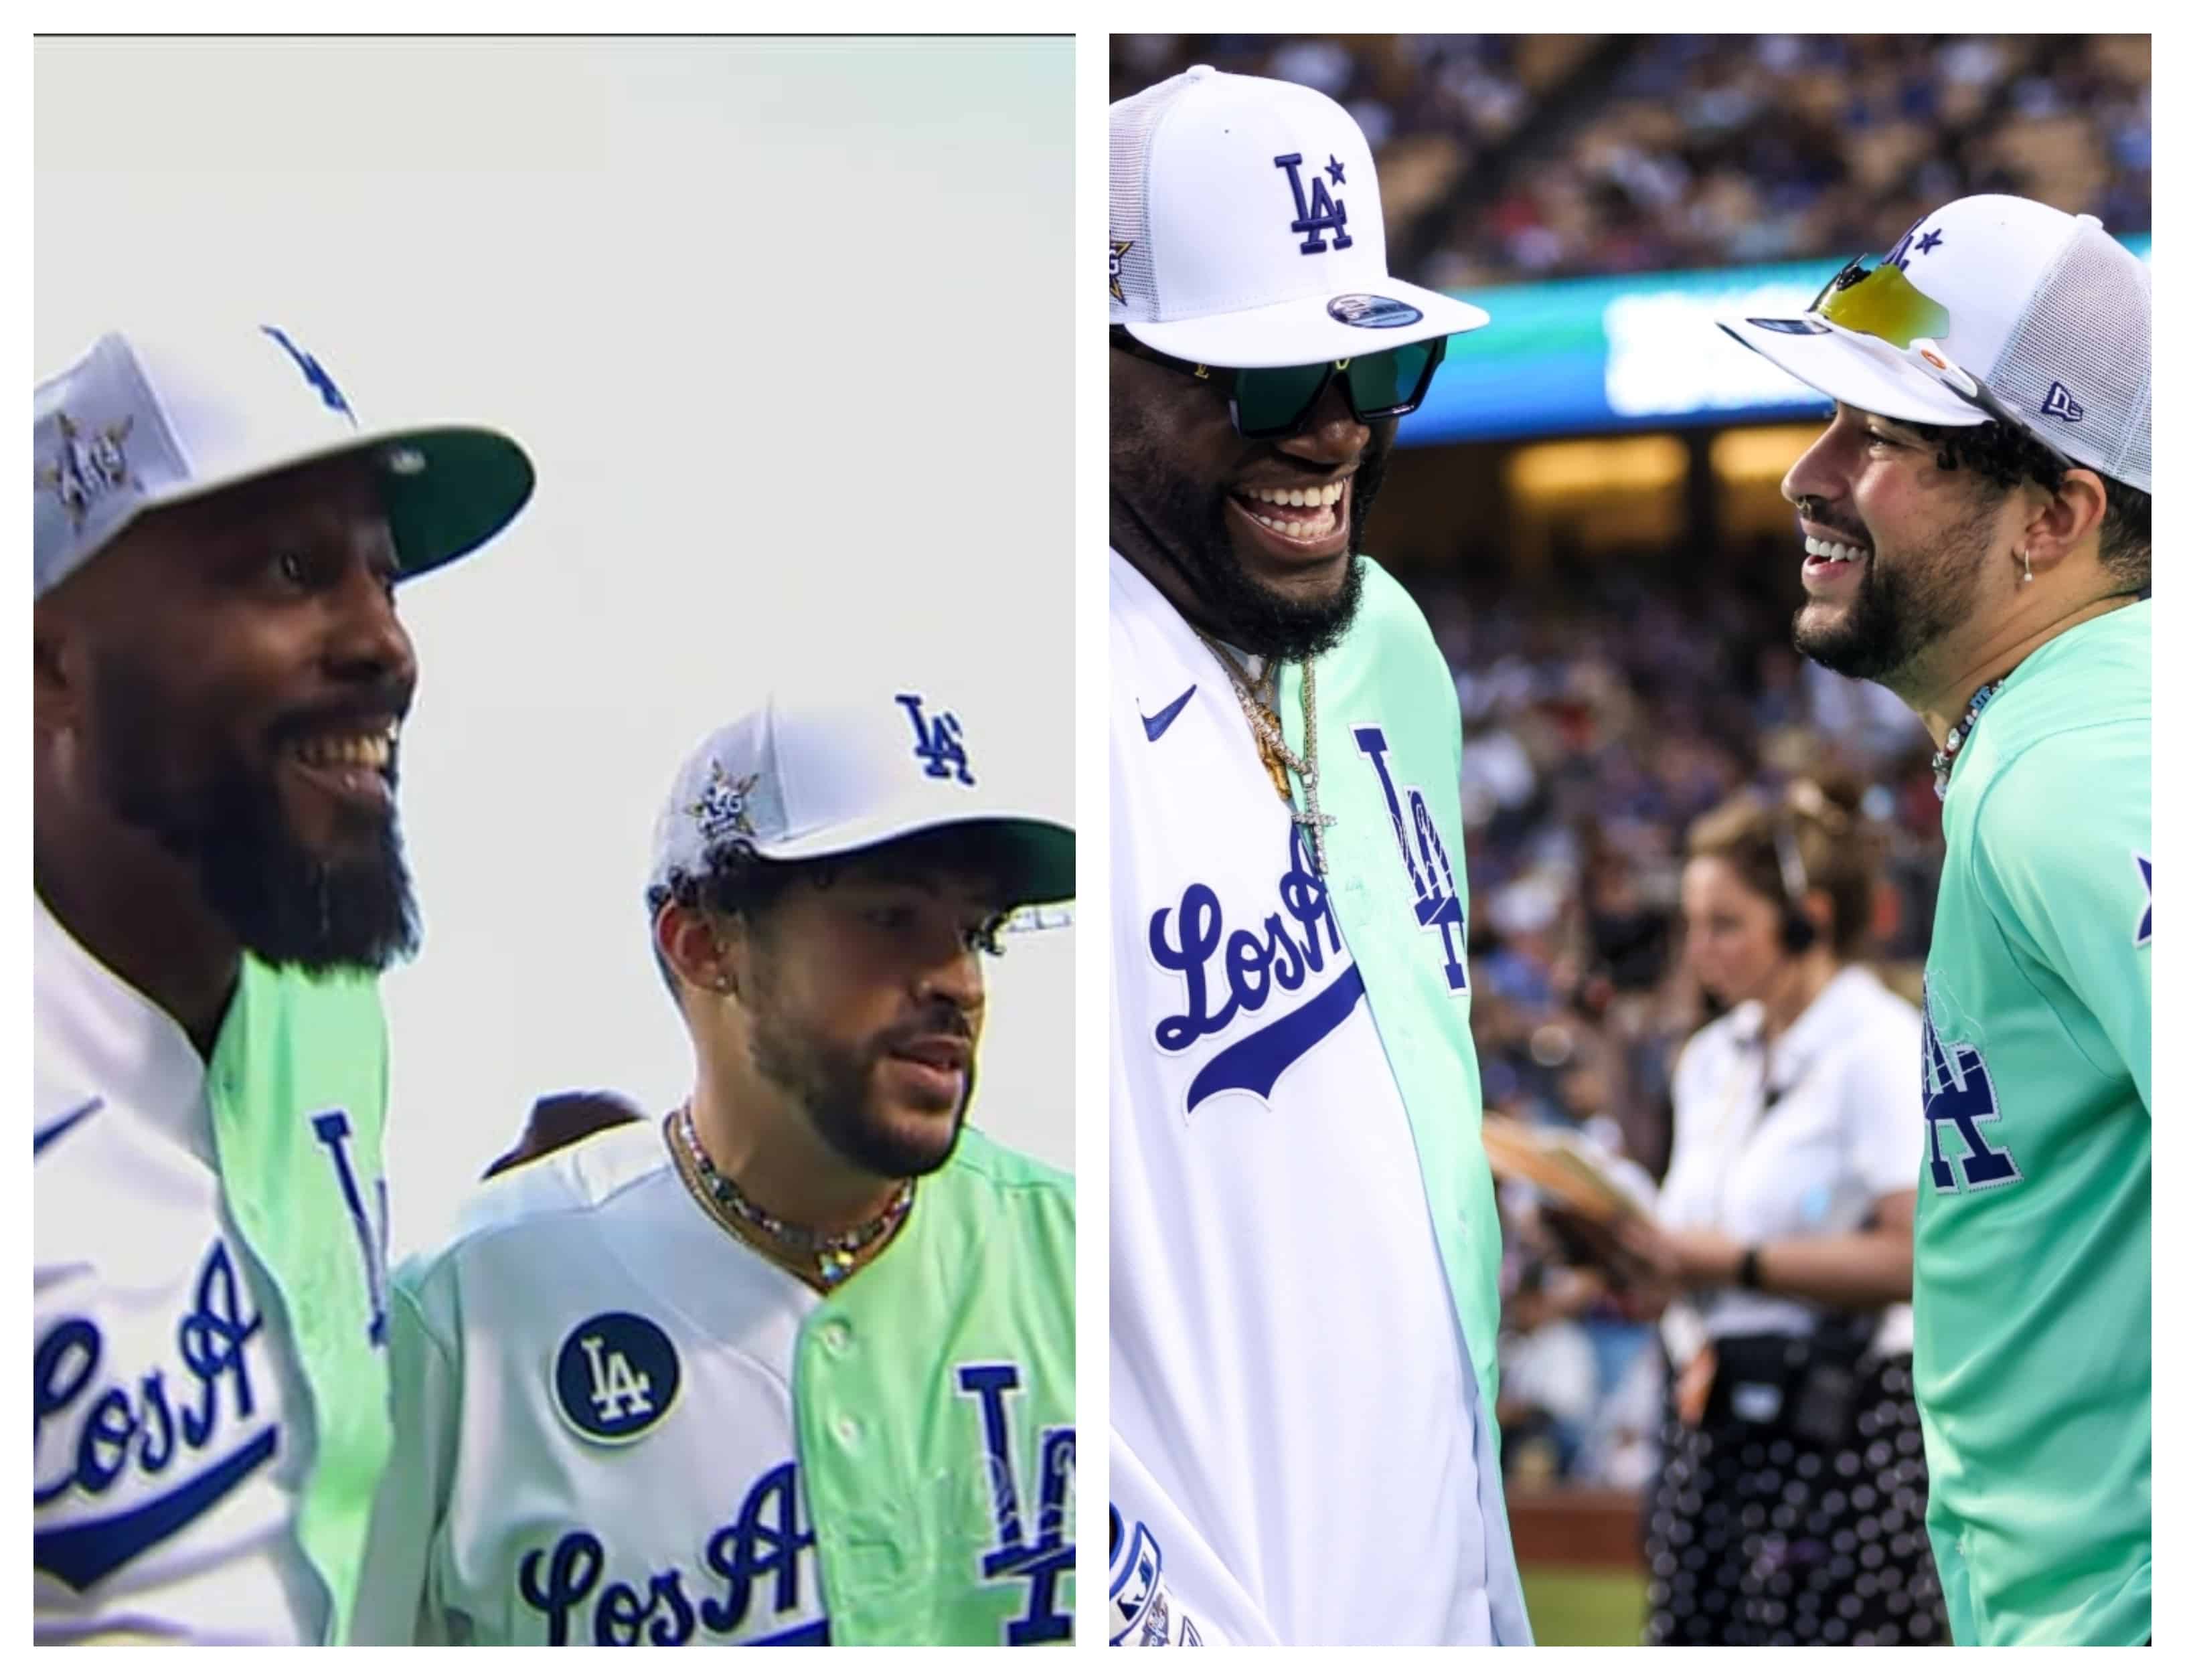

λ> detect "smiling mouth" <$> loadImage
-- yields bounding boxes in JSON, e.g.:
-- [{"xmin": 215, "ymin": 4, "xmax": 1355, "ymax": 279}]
[
  {"xmin": 286, "ymin": 720, "xmax": 400, "ymax": 804},
  {"xmin": 1801, "ymin": 532, "xmax": 1870, "ymax": 589},
  {"xmin": 1227, "ymin": 479, "xmax": 1351, "ymax": 557}
]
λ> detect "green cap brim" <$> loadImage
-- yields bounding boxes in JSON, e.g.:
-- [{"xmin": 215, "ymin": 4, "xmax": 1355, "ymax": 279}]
[{"xmin": 379, "ymin": 426, "xmax": 536, "ymax": 582}]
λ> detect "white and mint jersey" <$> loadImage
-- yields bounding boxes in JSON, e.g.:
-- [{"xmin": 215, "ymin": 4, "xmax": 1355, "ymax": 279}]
[
  {"xmin": 1109, "ymin": 552, "xmax": 1528, "ymax": 1647},
  {"xmin": 33, "ymin": 897, "xmax": 396, "ymax": 1645},
  {"xmin": 1915, "ymin": 600, "xmax": 2150, "ymax": 1646},
  {"xmin": 352, "ymin": 1120, "xmax": 1075, "ymax": 1647}
]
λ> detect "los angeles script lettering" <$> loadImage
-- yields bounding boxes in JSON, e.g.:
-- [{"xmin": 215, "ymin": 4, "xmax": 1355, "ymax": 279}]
[
  {"xmin": 34, "ymin": 1240, "xmax": 265, "ymax": 1505},
  {"xmin": 1149, "ymin": 825, "xmax": 1343, "ymax": 1051},
  {"xmin": 517, "ymin": 1460, "xmax": 817, "ymax": 1646}
]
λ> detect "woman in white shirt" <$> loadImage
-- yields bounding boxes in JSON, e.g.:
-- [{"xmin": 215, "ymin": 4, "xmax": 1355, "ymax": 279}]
[{"xmin": 1615, "ymin": 780, "xmax": 1945, "ymax": 1647}]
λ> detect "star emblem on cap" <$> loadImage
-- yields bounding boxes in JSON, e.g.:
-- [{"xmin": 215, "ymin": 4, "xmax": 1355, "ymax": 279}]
[
  {"xmin": 1915, "ymin": 229, "xmax": 1944, "ymax": 256},
  {"xmin": 687, "ymin": 762, "xmax": 760, "ymax": 845},
  {"xmin": 1326, "ymin": 155, "xmax": 1346, "ymax": 185},
  {"xmin": 1110, "ymin": 238, "xmax": 1133, "ymax": 304},
  {"xmin": 35, "ymin": 411, "xmax": 138, "ymax": 531}
]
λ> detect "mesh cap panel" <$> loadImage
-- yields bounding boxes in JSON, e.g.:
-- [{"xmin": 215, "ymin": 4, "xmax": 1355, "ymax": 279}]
[
  {"xmin": 1109, "ymin": 74, "xmax": 1196, "ymax": 325},
  {"xmin": 1990, "ymin": 217, "xmax": 2152, "ymax": 493}
]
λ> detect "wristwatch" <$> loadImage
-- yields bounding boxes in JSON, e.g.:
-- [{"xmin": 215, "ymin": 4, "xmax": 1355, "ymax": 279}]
[{"xmin": 1736, "ymin": 1245, "xmax": 1766, "ymax": 1290}]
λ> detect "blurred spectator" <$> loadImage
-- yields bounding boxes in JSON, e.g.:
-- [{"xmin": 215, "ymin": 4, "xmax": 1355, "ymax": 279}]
[{"xmin": 1597, "ymin": 782, "xmax": 1945, "ymax": 1645}]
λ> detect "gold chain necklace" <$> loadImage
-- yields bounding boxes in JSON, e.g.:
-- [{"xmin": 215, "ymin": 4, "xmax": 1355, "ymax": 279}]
[
  {"xmin": 665, "ymin": 1108, "xmax": 911, "ymax": 1292},
  {"xmin": 1196, "ymin": 633, "xmax": 1334, "ymax": 872}
]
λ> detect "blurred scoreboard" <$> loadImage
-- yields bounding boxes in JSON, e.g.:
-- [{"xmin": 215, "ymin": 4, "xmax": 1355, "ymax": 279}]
[{"xmin": 1404, "ymin": 234, "xmax": 2151, "ymax": 446}]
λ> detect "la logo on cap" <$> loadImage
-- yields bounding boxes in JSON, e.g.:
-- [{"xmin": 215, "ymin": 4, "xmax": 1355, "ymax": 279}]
[
  {"xmin": 895, "ymin": 692, "xmax": 975, "ymax": 786},
  {"xmin": 1273, "ymin": 153, "xmax": 1352, "ymax": 254}
]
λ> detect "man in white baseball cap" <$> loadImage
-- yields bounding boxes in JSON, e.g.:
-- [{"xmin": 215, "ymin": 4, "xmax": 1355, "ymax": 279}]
[
  {"xmin": 354, "ymin": 684, "xmax": 1078, "ymax": 1645},
  {"xmin": 34, "ymin": 321, "xmax": 532, "ymax": 1642},
  {"xmin": 1722, "ymin": 195, "xmax": 2151, "ymax": 1647},
  {"xmin": 1109, "ymin": 66, "xmax": 1530, "ymax": 1647}
]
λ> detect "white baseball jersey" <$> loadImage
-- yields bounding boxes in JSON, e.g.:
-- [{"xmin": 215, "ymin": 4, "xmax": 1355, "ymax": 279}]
[
  {"xmin": 352, "ymin": 1120, "xmax": 833, "ymax": 1645},
  {"xmin": 1109, "ymin": 552, "xmax": 1510, "ymax": 1646},
  {"xmin": 34, "ymin": 898, "xmax": 325, "ymax": 1643}
]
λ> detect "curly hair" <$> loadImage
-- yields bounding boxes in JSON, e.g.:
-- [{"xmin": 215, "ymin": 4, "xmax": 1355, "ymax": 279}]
[
  {"xmin": 645, "ymin": 839, "xmax": 822, "ymax": 924},
  {"xmin": 1907, "ymin": 418, "xmax": 2150, "ymax": 594},
  {"xmin": 645, "ymin": 843, "xmax": 832, "ymax": 1005},
  {"xmin": 643, "ymin": 828, "xmax": 1021, "ymax": 1004}
]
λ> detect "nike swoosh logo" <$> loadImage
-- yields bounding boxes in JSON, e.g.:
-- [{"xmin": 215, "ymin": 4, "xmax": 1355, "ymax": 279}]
[
  {"xmin": 1141, "ymin": 685, "xmax": 1197, "ymax": 742},
  {"xmin": 34, "ymin": 1097, "xmax": 105, "ymax": 1157},
  {"xmin": 34, "ymin": 1424, "xmax": 280, "ymax": 1592}
]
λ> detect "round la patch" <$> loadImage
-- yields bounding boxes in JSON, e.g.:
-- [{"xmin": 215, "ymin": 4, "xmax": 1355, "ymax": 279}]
[
  {"xmin": 553, "ymin": 1312, "xmax": 681, "ymax": 1445},
  {"xmin": 1325, "ymin": 292, "xmax": 1424, "ymax": 329}
]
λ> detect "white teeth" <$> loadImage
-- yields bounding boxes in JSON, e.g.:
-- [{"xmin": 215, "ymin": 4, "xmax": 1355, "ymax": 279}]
[
  {"xmin": 297, "ymin": 732, "xmax": 392, "ymax": 771},
  {"xmin": 1249, "ymin": 508, "xmax": 1336, "ymax": 538},
  {"xmin": 1804, "ymin": 535, "xmax": 1869, "ymax": 563},
  {"xmin": 1242, "ymin": 483, "xmax": 1346, "ymax": 509}
]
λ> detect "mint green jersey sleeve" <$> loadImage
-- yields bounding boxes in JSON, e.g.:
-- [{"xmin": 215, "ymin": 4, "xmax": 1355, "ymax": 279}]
[
  {"xmin": 1970, "ymin": 725, "xmax": 2152, "ymax": 1111},
  {"xmin": 209, "ymin": 961, "xmax": 397, "ymax": 1642},
  {"xmin": 349, "ymin": 1270, "xmax": 459, "ymax": 1645}
]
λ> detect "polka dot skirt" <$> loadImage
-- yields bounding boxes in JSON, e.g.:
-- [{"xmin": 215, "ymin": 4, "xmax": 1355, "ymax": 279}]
[{"xmin": 1643, "ymin": 1351, "xmax": 1948, "ymax": 1646}]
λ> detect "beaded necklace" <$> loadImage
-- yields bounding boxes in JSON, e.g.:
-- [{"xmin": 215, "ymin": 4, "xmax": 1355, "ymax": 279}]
[
  {"xmin": 669, "ymin": 1105, "xmax": 912, "ymax": 1289},
  {"xmin": 1931, "ymin": 674, "xmax": 2010, "ymax": 799}
]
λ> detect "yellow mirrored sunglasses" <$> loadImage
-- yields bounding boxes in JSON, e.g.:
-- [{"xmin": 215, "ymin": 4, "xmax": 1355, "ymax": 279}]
[
  {"xmin": 1810, "ymin": 258, "xmax": 1952, "ymax": 348},
  {"xmin": 1806, "ymin": 256, "xmax": 2076, "ymax": 471}
]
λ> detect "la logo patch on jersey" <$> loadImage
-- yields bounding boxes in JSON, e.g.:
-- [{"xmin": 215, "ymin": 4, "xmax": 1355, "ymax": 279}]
[
  {"xmin": 1920, "ymin": 985, "xmax": 2020, "ymax": 1194},
  {"xmin": 554, "ymin": 1312, "xmax": 681, "ymax": 1445},
  {"xmin": 895, "ymin": 692, "xmax": 975, "ymax": 786}
]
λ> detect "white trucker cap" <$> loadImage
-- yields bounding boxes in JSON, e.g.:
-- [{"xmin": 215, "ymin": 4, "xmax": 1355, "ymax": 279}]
[
  {"xmin": 1719, "ymin": 194, "xmax": 2151, "ymax": 493},
  {"xmin": 1111, "ymin": 65, "xmax": 1488, "ymax": 368},
  {"xmin": 649, "ymin": 686, "xmax": 1076, "ymax": 908},
  {"xmin": 33, "ymin": 321, "xmax": 535, "ymax": 599}
]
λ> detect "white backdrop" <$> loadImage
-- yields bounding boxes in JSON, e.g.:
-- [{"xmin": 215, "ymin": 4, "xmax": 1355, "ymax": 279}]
[{"xmin": 35, "ymin": 36, "xmax": 1076, "ymax": 1260}]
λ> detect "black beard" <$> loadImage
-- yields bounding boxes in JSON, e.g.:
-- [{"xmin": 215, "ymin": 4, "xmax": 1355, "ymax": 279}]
[
  {"xmin": 1791, "ymin": 499, "xmax": 1995, "ymax": 685},
  {"xmin": 93, "ymin": 661, "xmax": 419, "ymax": 975},
  {"xmin": 1114, "ymin": 430, "xmax": 1390, "ymax": 662},
  {"xmin": 746, "ymin": 988, "xmax": 973, "ymax": 1181}
]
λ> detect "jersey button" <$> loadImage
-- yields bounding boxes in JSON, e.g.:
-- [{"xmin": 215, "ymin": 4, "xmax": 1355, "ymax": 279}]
[
  {"xmin": 833, "ymin": 1414, "xmax": 862, "ymax": 1449},
  {"xmin": 821, "ymin": 1322, "xmax": 852, "ymax": 1355}
]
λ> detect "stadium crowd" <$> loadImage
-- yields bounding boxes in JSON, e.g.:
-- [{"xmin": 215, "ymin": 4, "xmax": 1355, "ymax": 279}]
[{"xmin": 1113, "ymin": 34, "xmax": 2152, "ymax": 289}]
